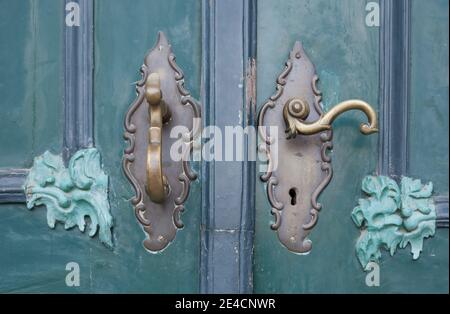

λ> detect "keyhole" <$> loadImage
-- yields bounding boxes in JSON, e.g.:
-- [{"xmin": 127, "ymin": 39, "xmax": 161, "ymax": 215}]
[{"xmin": 289, "ymin": 188, "xmax": 297, "ymax": 206}]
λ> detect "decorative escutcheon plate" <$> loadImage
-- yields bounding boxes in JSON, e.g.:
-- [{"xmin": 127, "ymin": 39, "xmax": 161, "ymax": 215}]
[
  {"xmin": 123, "ymin": 32, "xmax": 200, "ymax": 252},
  {"xmin": 259, "ymin": 41, "xmax": 378, "ymax": 254}
]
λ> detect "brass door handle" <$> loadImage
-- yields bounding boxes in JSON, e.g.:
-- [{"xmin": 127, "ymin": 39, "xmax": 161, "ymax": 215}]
[
  {"xmin": 123, "ymin": 32, "xmax": 201, "ymax": 252},
  {"xmin": 283, "ymin": 98, "xmax": 378, "ymax": 138},
  {"xmin": 145, "ymin": 73, "xmax": 170, "ymax": 203},
  {"xmin": 259, "ymin": 41, "xmax": 378, "ymax": 254}
]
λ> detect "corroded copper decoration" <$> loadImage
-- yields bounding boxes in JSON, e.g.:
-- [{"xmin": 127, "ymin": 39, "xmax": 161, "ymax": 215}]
[
  {"xmin": 123, "ymin": 32, "xmax": 200, "ymax": 252},
  {"xmin": 258, "ymin": 41, "xmax": 378, "ymax": 254}
]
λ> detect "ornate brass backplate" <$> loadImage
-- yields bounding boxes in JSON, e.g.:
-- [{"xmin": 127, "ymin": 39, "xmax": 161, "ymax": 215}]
[
  {"xmin": 123, "ymin": 32, "xmax": 200, "ymax": 252},
  {"xmin": 258, "ymin": 41, "xmax": 378, "ymax": 254}
]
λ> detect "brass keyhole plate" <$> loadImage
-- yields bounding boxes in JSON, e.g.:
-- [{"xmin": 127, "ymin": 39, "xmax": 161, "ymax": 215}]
[{"xmin": 258, "ymin": 42, "xmax": 333, "ymax": 254}]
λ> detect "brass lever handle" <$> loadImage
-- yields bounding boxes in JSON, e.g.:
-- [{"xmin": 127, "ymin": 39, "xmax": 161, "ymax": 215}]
[
  {"xmin": 283, "ymin": 98, "xmax": 378, "ymax": 138},
  {"xmin": 258, "ymin": 40, "xmax": 380, "ymax": 254},
  {"xmin": 145, "ymin": 72, "xmax": 170, "ymax": 203}
]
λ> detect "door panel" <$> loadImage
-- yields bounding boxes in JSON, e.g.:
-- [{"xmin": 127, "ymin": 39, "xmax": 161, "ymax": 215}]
[
  {"xmin": 0, "ymin": 0, "xmax": 202, "ymax": 293},
  {"xmin": 93, "ymin": 0, "xmax": 202, "ymax": 293},
  {"xmin": 0, "ymin": 0, "xmax": 68, "ymax": 293},
  {"xmin": 0, "ymin": 0, "xmax": 63, "ymax": 168},
  {"xmin": 409, "ymin": 0, "xmax": 449, "ymax": 193},
  {"xmin": 254, "ymin": 0, "xmax": 449, "ymax": 293}
]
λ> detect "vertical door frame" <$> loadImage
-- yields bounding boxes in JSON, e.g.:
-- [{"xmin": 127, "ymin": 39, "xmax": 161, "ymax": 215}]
[
  {"xmin": 62, "ymin": 0, "xmax": 94, "ymax": 162},
  {"xmin": 378, "ymin": 0, "xmax": 448, "ymax": 226},
  {"xmin": 379, "ymin": 0, "xmax": 410, "ymax": 179},
  {"xmin": 200, "ymin": 0, "xmax": 257, "ymax": 293}
]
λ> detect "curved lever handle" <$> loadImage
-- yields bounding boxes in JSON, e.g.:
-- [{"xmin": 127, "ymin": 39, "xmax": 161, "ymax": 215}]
[
  {"xmin": 145, "ymin": 72, "xmax": 170, "ymax": 203},
  {"xmin": 284, "ymin": 98, "xmax": 378, "ymax": 138}
]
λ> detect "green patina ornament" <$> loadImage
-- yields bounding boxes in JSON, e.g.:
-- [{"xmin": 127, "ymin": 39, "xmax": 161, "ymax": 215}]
[
  {"xmin": 24, "ymin": 148, "xmax": 113, "ymax": 248},
  {"xmin": 352, "ymin": 175, "xmax": 436, "ymax": 269}
]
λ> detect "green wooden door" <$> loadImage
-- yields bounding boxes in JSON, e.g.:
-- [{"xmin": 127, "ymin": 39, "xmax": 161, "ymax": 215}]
[
  {"xmin": 254, "ymin": 0, "xmax": 449, "ymax": 293},
  {"xmin": 0, "ymin": 0, "xmax": 202, "ymax": 293},
  {"xmin": 0, "ymin": 0, "xmax": 448, "ymax": 294}
]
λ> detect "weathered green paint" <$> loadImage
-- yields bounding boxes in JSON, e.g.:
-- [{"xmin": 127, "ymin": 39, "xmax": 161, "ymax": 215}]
[
  {"xmin": 352, "ymin": 176, "xmax": 436, "ymax": 269},
  {"xmin": 0, "ymin": 0, "xmax": 201, "ymax": 293},
  {"xmin": 92, "ymin": 0, "xmax": 202, "ymax": 292},
  {"xmin": 0, "ymin": 0, "xmax": 447, "ymax": 294},
  {"xmin": 255, "ymin": 0, "xmax": 380, "ymax": 293},
  {"xmin": 255, "ymin": 0, "xmax": 449, "ymax": 293},
  {"xmin": 0, "ymin": 0, "xmax": 63, "ymax": 167},
  {"xmin": 0, "ymin": 0, "xmax": 79, "ymax": 293},
  {"xmin": 409, "ymin": 0, "xmax": 449, "ymax": 195},
  {"xmin": 25, "ymin": 148, "xmax": 113, "ymax": 247}
]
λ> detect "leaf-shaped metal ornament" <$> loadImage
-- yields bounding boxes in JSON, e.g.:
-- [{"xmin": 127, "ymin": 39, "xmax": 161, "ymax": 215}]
[
  {"xmin": 352, "ymin": 175, "xmax": 436, "ymax": 268},
  {"xmin": 25, "ymin": 148, "xmax": 113, "ymax": 247}
]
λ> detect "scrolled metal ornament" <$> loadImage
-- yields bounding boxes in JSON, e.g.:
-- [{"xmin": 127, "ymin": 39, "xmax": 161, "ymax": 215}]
[
  {"xmin": 258, "ymin": 41, "xmax": 378, "ymax": 254},
  {"xmin": 123, "ymin": 32, "xmax": 200, "ymax": 252}
]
